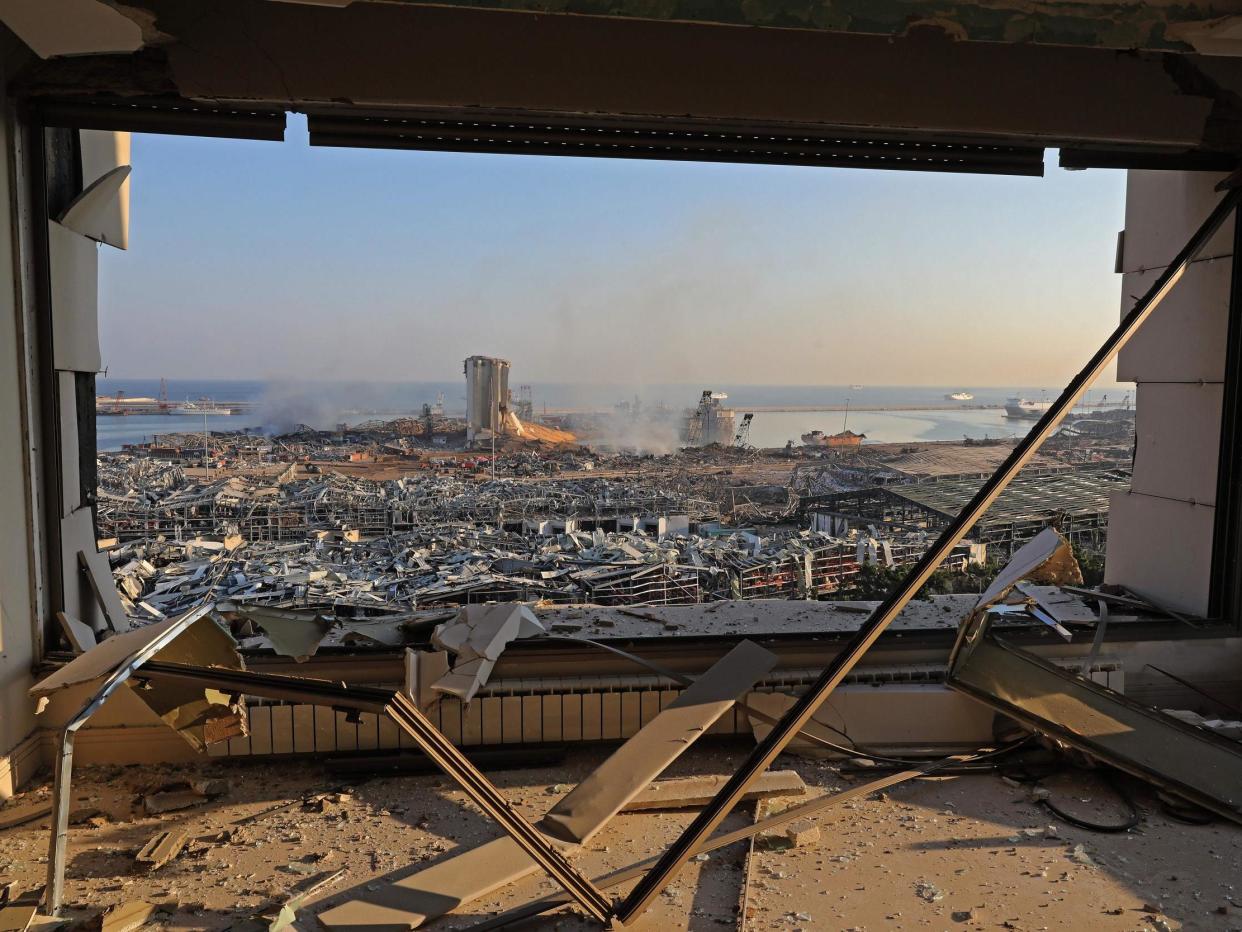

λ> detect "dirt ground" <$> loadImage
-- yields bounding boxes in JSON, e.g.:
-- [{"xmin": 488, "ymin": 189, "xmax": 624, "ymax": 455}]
[{"xmin": 2, "ymin": 742, "xmax": 1239, "ymax": 931}]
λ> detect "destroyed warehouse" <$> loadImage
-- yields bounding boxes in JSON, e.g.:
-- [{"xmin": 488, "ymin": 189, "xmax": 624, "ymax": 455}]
[{"xmin": 2, "ymin": 3, "xmax": 1242, "ymax": 932}]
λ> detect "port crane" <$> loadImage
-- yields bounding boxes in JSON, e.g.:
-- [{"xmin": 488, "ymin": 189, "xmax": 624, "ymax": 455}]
[{"xmin": 733, "ymin": 412, "xmax": 754, "ymax": 449}]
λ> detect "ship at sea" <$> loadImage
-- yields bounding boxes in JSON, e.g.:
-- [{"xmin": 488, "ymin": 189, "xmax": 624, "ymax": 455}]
[
  {"xmin": 1004, "ymin": 396, "xmax": 1053, "ymax": 419},
  {"xmin": 171, "ymin": 398, "xmax": 233, "ymax": 416},
  {"xmin": 944, "ymin": 391, "xmax": 974, "ymax": 401}
]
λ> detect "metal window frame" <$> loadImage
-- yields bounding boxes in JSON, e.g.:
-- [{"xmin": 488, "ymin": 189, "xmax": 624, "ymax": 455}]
[
  {"xmin": 1209, "ymin": 210, "xmax": 1242, "ymax": 621},
  {"xmin": 306, "ymin": 109, "xmax": 1047, "ymax": 176}
]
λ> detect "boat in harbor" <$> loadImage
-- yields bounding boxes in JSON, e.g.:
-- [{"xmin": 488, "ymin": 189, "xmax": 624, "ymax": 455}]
[
  {"xmin": 1004, "ymin": 396, "xmax": 1053, "ymax": 419},
  {"xmin": 171, "ymin": 399, "xmax": 233, "ymax": 416},
  {"xmin": 944, "ymin": 391, "xmax": 974, "ymax": 401}
]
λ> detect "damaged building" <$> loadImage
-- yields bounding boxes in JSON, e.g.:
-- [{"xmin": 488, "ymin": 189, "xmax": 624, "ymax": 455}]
[{"xmin": 3, "ymin": 3, "xmax": 1242, "ymax": 932}]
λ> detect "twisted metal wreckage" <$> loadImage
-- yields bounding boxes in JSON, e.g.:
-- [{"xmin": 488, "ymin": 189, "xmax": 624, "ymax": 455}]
[
  {"xmin": 95, "ymin": 456, "xmax": 942, "ymax": 618},
  {"xmin": 29, "ymin": 191, "xmax": 1242, "ymax": 926}
]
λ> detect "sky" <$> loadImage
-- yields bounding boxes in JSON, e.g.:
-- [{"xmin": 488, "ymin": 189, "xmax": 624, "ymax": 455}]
[{"xmin": 98, "ymin": 115, "xmax": 1128, "ymax": 388}]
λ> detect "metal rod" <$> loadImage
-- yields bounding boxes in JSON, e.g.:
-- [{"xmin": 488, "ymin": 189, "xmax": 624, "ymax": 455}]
[
  {"xmin": 385, "ymin": 693, "xmax": 613, "ymax": 922},
  {"xmin": 613, "ymin": 187, "xmax": 1242, "ymax": 925}
]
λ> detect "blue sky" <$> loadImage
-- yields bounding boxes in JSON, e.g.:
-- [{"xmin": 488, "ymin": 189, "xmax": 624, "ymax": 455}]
[{"xmin": 99, "ymin": 115, "xmax": 1128, "ymax": 388}]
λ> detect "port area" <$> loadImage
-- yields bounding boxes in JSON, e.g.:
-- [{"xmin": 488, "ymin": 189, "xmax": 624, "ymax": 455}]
[{"xmin": 98, "ymin": 407, "xmax": 1132, "ymax": 622}]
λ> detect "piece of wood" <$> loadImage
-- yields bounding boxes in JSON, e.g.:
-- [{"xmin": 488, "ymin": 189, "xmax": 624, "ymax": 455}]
[
  {"xmin": 623, "ymin": 770, "xmax": 805, "ymax": 813},
  {"xmin": 134, "ymin": 828, "xmax": 188, "ymax": 871},
  {"xmin": 318, "ymin": 639, "xmax": 778, "ymax": 932},
  {"xmin": 0, "ymin": 906, "xmax": 36, "ymax": 932},
  {"xmin": 0, "ymin": 804, "xmax": 100, "ymax": 831},
  {"xmin": 541, "ymin": 639, "xmax": 779, "ymax": 844},
  {"xmin": 92, "ymin": 901, "xmax": 155, "ymax": 932},
  {"xmin": 472, "ymin": 755, "xmax": 973, "ymax": 930},
  {"xmin": 56, "ymin": 611, "xmax": 97, "ymax": 652}
]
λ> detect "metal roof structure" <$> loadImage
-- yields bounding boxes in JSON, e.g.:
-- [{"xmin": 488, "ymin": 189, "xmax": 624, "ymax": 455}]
[
  {"xmin": 889, "ymin": 467, "xmax": 1131, "ymax": 525},
  {"xmin": 807, "ymin": 467, "xmax": 1132, "ymax": 557}
]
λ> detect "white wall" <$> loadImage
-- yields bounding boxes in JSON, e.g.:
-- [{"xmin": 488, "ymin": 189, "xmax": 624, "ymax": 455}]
[{"xmin": 1105, "ymin": 171, "xmax": 1231, "ymax": 615}]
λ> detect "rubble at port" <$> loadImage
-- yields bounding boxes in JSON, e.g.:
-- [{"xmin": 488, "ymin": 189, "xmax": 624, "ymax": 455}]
[{"xmin": 93, "ymin": 412, "xmax": 1134, "ymax": 632}]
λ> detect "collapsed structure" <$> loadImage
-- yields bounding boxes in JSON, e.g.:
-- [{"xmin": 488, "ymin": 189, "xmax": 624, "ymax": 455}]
[{"xmin": 4, "ymin": 4, "xmax": 1242, "ymax": 932}]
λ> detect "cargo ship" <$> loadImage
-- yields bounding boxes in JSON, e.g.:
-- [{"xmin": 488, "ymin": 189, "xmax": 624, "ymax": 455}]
[
  {"xmin": 171, "ymin": 399, "xmax": 233, "ymax": 416},
  {"xmin": 1004, "ymin": 396, "xmax": 1053, "ymax": 419}
]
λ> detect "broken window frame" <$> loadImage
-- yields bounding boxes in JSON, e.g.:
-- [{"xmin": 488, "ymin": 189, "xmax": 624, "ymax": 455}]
[{"xmin": 1210, "ymin": 213, "xmax": 1242, "ymax": 621}]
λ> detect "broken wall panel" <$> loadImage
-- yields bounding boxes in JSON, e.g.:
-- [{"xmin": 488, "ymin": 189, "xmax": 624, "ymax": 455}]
[
  {"xmin": 77, "ymin": 130, "xmax": 131, "ymax": 248},
  {"xmin": 59, "ymin": 507, "xmax": 124, "ymax": 639},
  {"xmin": 32, "ymin": 611, "xmax": 247, "ymax": 752},
  {"xmin": 1129, "ymin": 381, "xmax": 1222, "ymax": 506},
  {"xmin": 1117, "ymin": 259, "xmax": 1231, "ymax": 383},
  {"xmin": 47, "ymin": 220, "xmax": 99, "ymax": 373},
  {"xmin": 58, "ymin": 165, "xmax": 130, "ymax": 249},
  {"xmin": 1105, "ymin": 489, "xmax": 1215, "ymax": 616}
]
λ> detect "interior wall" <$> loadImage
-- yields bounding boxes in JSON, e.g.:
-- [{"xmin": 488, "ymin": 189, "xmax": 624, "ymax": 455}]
[
  {"xmin": 1106, "ymin": 170, "xmax": 1232, "ymax": 616},
  {"xmin": 0, "ymin": 46, "xmax": 40, "ymax": 795}
]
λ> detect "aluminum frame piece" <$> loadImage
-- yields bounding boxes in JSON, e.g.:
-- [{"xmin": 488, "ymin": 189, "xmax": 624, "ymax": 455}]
[
  {"xmin": 384, "ymin": 692, "xmax": 613, "ymax": 923},
  {"xmin": 34, "ymin": 603, "xmax": 215, "ymax": 914},
  {"xmin": 609, "ymin": 185, "xmax": 1242, "ymax": 925},
  {"xmin": 127, "ymin": 661, "xmax": 613, "ymax": 920},
  {"xmin": 947, "ymin": 631, "xmax": 1242, "ymax": 825}
]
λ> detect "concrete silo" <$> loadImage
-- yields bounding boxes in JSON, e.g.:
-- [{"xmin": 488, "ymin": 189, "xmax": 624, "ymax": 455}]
[{"xmin": 464, "ymin": 355, "xmax": 511, "ymax": 445}]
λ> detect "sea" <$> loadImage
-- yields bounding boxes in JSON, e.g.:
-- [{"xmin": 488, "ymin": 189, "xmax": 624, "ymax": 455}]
[{"xmin": 95, "ymin": 378, "xmax": 1125, "ymax": 452}]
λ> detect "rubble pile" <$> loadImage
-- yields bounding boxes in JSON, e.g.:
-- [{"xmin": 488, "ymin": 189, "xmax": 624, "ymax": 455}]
[
  {"xmin": 97, "ymin": 466, "xmax": 721, "ymax": 543},
  {"xmin": 107, "ymin": 522, "xmax": 925, "ymax": 620}
]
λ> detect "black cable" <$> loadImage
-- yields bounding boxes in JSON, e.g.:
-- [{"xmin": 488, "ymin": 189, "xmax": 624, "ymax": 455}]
[
  {"xmin": 1157, "ymin": 791, "xmax": 1216, "ymax": 825},
  {"xmin": 1032, "ymin": 771, "xmax": 1142, "ymax": 833}
]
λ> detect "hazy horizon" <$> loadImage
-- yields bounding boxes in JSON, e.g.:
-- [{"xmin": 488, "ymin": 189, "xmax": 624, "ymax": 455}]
[
  {"xmin": 98, "ymin": 116, "xmax": 1128, "ymax": 389},
  {"xmin": 97, "ymin": 375, "xmax": 1126, "ymax": 390}
]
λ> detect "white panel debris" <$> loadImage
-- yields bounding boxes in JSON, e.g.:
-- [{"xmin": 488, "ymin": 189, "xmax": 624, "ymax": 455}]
[
  {"xmin": 48, "ymin": 221, "xmax": 100, "ymax": 372},
  {"xmin": 59, "ymin": 165, "xmax": 131, "ymax": 249},
  {"xmin": 429, "ymin": 604, "xmax": 545, "ymax": 702}
]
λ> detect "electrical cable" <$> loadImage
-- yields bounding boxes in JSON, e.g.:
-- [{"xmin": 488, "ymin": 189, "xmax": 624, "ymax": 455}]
[{"xmin": 1003, "ymin": 766, "xmax": 1143, "ymax": 833}]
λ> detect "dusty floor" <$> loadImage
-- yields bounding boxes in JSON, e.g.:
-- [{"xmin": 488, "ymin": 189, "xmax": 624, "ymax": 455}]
[{"xmin": 1, "ymin": 742, "xmax": 1239, "ymax": 930}]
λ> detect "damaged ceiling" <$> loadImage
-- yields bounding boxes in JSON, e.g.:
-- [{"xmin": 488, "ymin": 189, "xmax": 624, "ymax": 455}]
[
  {"xmin": 17, "ymin": 0, "xmax": 1242, "ymax": 56},
  {"xmin": 10, "ymin": 0, "xmax": 1242, "ymax": 162}
]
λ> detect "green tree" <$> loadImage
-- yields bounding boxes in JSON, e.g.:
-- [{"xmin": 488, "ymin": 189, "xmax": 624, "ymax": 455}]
[{"xmin": 1071, "ymin": 543, "xmax": 1105, "ymax": 587}]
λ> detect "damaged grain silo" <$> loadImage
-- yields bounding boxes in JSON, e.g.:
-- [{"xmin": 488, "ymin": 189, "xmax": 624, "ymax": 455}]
[{"xmin": 464, "ymin": 355, "xmax": 510, "ymax": 446}]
